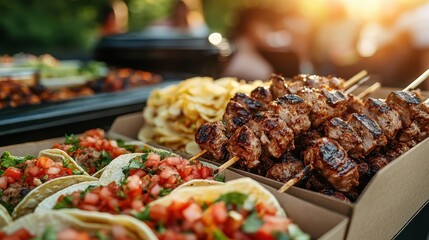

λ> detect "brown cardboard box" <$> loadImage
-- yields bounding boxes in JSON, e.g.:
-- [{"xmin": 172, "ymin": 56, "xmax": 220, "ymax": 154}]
[
  {"xmin": 108, "ymin": 85, "xmax": 429, "ymax": 240},
  {"xmin": 1, "ymin": 137, "xmax": 348, "ymax": 239}
]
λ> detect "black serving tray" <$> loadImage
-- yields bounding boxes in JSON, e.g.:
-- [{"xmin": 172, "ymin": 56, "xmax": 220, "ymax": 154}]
[{"xmin": 0, "ymin": 81, "xmax": 180, "ymax": 146}]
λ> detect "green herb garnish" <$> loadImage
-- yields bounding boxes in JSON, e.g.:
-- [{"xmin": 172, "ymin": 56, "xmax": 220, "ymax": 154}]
[
  {"xmin": 213, "ymin": 228, "xmax": 228, "ymax": 240},
  {"xmin": 214, "ymin": 174, "xmax": 225, "ymax": 182},
  {"xmin": 159, "ymin": 188, "xmax": 173, "ymax": 197},
  {"xmin": 133, "ymin": 207, "xmax": 151, "ymax": 221},
  {"xmin": 53, "ymin": 195, "xmax": 75, "ymax": 209},
  {"xmin": 0, "ymin": 151, "xmax": 34, "ymax": 169},
  {"xmin": 275, "ymin": 232, "xmax": 291, "ymax": 240},
  {"xmin": 116, "ymin": 139, "xmax": 137, "ymax": 152},
  {"xmin": 215, "ymin": 192, "xmax": 248, "ymax": 209},
  {"xmin": 242, "ymin": 212, "xmax": 263, "ymax": 233},
  {"xmin": 155, "ymin": 223, "xmax": 166, "ymax": 233},
  {"xmin": 94, "ymin": 150, "xmax": 113, "ymax": 171}
]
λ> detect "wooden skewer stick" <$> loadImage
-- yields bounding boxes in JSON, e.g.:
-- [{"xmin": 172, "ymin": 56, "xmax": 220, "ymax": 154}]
[
  {"xmin": 188, "ymin": 149, "xmax": 207, "ymax": 162},
  {"xmin": 278, "ymin": 165, "xmax": 312, "ymax": 193},
  {"xmin": 356, "ymin": 82, "xmax": 382, "ymax": 99},
  {"xmin": 214, "ymin": 156, "xmax": 239, "ymax": 174},
  {"xmin": 344, "ymin": 70, "xmax": 368, "ymax": 90},
  {"xmin": 403, "ymin": 69, "xmax": 429, "ymax": 91},
  {"xmin": 344, "ymin": 76, "xmax": 370, "ymax": 94}
]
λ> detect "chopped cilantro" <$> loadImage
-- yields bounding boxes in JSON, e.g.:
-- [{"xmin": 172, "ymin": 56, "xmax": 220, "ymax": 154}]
[
  {"xmin": 116, "ymin": 139, "xmax": 137, "ymax": 152},
  {"xmin": 122, "ymin": 155, "xmax": 148, "ymax": 176},
  {"xmin": 0, "ymin": 200, "xmax": 15, "ymax": 213},
  {"xmin": 159, "ymin": 188, "xmax": 173, "ymax": 197},
  {"xmin": 242, "ymin": 211, "xmax": 263, "ymax": 233},
  {"xmin": 94, "ymin": 150, "xmax": 113, "ymax": 170},
  {"xmin": 53, "ymin": 195, "xmax": 75, "ymax": 209},
  {"xmin": 142, "ymin": 147, "xmax": 154, "ymax": 153},
  {"xmin": 79, "ymin": 185, "xmax": 96, "ymax": 199},
  {"xmin": 72, "ymin": 169, "xmax": 83, "ymax": 175},
  {"xmin": 41, "ymin": 226, "xmax": 57, "ymax": 240},
  {"xmin": 0, "ymin": 151, "xmax": 34, "ymax": 168},
  {"xmin": 155, "ymin": 223, "xmax": 166, "ymax": 233},
  {"xmin": 158, "ymin": 151, "xmax": 172, "ymax": 160},
  {"xmin": 133, "ymin": 207, "xmax": 151, "ymax": 221},
  {"xmin": 275, "ymin": 232, "xmax": 291, "ymax": 240},
  {"xmin": 215, "ymin": 192, "xmax": 248, "ymax": 209},
  {"xmin": 214, "ymin": 174, "xmax": 225, "ymax": 182},
  {"xmin": 0, "ymin": 170, "xmax": 4, "ymax": 176},
  {"xmin": 96, "ymin": 231, "xmax": 109, "ymax": 240},
  {"xmin": 64, "ymin": 134, "xmax": 79, "ymax": 145},
  {"xmin": 213, "ymin": 228, "xmax": 228, "ymax": 240}
]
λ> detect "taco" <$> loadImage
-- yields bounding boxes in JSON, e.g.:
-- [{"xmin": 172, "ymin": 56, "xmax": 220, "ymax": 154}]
[
  {"xmin": 36, "ymin": 149, "xmax": 222, "ymax": 216},
  {"xmin": 0, "ymin": 149, "xmax": 96, "ymax": 219},
  {"xmin": 0, "ymin": 209, "xmax": 156, "ymax": 239},
  {"xmin": 52, "ymin": 128, "xmax": 149, "ymax": 177},
  {"xmin": 136, "ymin": 178, "xmax": 310, "ymax": 240}
]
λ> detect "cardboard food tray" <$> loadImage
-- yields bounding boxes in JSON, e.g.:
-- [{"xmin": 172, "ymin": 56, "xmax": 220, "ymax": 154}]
[
  {"xmin": 1, "ymin": 136, "xmax": 347, "ymax": 239},
  {"xmin": 108, "ymin": 87, "xmax": 429, "ymax": 240}
]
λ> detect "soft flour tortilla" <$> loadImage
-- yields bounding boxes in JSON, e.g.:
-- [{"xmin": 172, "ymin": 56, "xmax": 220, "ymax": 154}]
[
  {"xmin": 2, "ymin": 209, "xmax": 156, "ymax": 240},
  {"xmin": 98, "ymin": 147, "xmax": 222, "ymax": 186},
  {"xmin": 11, "ymin": 149, "xmax": 97, "ymax": 219},
  {"xmin": 150, "ymin": 177, "xmax": 286, "ymax": 217},
  {"xmin": 0, "ymin": 205, "xmax": 12, "ymax": 228},
  {"xmin": 35, "ymin": 181, "xmax": 100, "ymax": 213}
]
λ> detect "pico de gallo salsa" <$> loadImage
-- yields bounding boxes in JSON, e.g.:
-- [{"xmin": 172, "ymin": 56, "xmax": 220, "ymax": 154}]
[
  {"xmin": 0, "ymin": 152, "xmax": 80, "ymax": 213},
  {"xmin": 137, "ymin": 191, "xmax": 309, "ymax": 240},
  {"xmin": 52, "ymin": 128, "xmax": 145, "ymax": 174},
  {"xmin": 0, "ymin": 225, "xmax": 138, "ymax": 240},
  {"xmin": 53, "ymin": 151, "xmax": 221, "ymax": 215}
]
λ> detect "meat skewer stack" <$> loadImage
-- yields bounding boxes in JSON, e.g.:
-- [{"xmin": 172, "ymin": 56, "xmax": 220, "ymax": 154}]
[
  {"xmin": 277, "ymin": 69, "xmax": 429, "ymax": 195},
  {"xmin": 194, "ymin": 72, "xmax": 370, "ymax": 174}
]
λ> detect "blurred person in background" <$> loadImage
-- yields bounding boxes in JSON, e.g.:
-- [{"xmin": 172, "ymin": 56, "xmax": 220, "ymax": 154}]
[{"xmin": 100, "ymin": 0, "xmax": 129, "ymax": 37}]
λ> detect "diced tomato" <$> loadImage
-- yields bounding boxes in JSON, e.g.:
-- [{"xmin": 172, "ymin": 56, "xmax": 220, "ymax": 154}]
[
  {"xmin": 168, "ymin": 200, "xmax": 191, "ymax": 221},
  {"xmin": 58, "ymin": 228, "xmax": 90, "ymax": 240},
  {"xmin": 150, "ymin": 204, "xmax": 168, "ymax": 223},
  {"xmin": 99, "ymin": 186, "xmax": 112, "ymax": 200},
  {"xmin": 212, "ymin": 202, "xmax": 228, "ymax": 224},
  {"xmin": 178, "ymin": 166, "xmax": 193, "ymax": 179},
  {"xmin": 0, "ymin": 176, "xmax": 8, "ymax": 189},
  {"xmin": 4, "ymin": 167, "xmax": 22, "ymax": 180},
  {"xmin": 83, "ymin": 192, "xmax": 99, "ymax": 205},
  {"xmin": 83, "ymin": 129, "xmax": 105, "ymax": 138},
  {"xmin": 36, "ymin": 157, "xmax": 54, "ymax": 168},
  {"xmin": 160, "ymin": 167, "xmax": 178, "ymax": 179},
  {"xmin": 2, "ymin": 228, "xmax": 34, "ymax": 240},
  {"xmin": 131, "ymin": 199, "xmax": 144, "ymax": 211},
  {"xmin": 256, "ymin": 202, "xmax": 277, "ymax": 217},
  {"xmin": 182, "ymin": 203, "xmax": 202, "ymax": 223},
  {"xmin": 47, "ymin": 167, "xmax": 61, "ymax": 175},
  {"xmin": 199, "ymin": 166, "xmax": 211, "ymax": 179},
  {"xmin": 27, "ymin": 166, "xmax": 40, "ymax": 176},
  {"xmin": 150, "ymin": 184, "xmax": 161, "ymax": 197},
  {"xmin": 165, "ymin": 157, "xmax": 181, "ymax": 165},
  {"xmin": 254, "ymin": 227, "xmax": 276, "ymax": 240},
  {"xmin": 261, "ymin": 215, "xmax": 291, "ymax": 232}
]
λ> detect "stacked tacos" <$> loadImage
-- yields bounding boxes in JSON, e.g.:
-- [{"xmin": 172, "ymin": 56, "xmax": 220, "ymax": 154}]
[
  {"xmin": 0, "ymin": 209, "xmax": 156, "ymax": 239},
  {"xmin": 52, "ymin": 128, "xmax": 149, "ymax": 177},
  {"xmin": 36, "ymin": 148, "xmax": 221, "ymax": 215},
  {"xmin": 0, "ymin": 149, "xmax": 96, "ymax": 222}
]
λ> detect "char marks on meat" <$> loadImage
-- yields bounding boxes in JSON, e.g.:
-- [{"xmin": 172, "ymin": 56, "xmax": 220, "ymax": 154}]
[
  {"xmin": 266, "ymin": 153, "xmax": 304, "ymax": 182},
  {"xmin": 325, "ymin": 117, "xmax": 362, "ymax": 153},
  {"xmin": 226, "ymin": 125, "xmax": 261, "ymax": 168},
  {"xmin": 250, "ymin": 86, "xmax": 273, "ymax": 108},
  {"xmin": 248, "ymin": 112, "xmax": 295, "ymax": 158},
  {"xmin": 347, "ymin": 113, "xmax": 387, "ymax": 157},
  {"xmin": 386, "ymin": 91, "xmax": 422, "ymax": 127},
  {"xmin": 268, "ymin": 94, "xmax": 311, "ymax": 135},
  {"xmin": 194, "ymin": 121, "xmax": 229, "ymax": 161},
  {"xmin": 270, "ymin": 74, "xmax": 289, "ymax": 98},
  {"xmin": 361, "ymin": 98, "xmax": 402, "ymax": 139},
  {"xmin": 304, "ymin": 138, "xmax": 359, "ymax": 192}
]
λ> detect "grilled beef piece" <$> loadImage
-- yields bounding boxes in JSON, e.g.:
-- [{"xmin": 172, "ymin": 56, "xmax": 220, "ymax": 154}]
[
  {"xmin": 325, "ymin": 117, "xmax": 363, "ymax": 153},
  {"xmin": 270, "ymin": 74, "xmax": 289, "ymax": 98},
  {"xmin": 398, "ymin": 102, "xmax": 429, "ymax": 142},
  {"xmin": 361, "ymin": 98, "xmax": 402, "ymax": 140},
  {"xmin": 319, "ymin": 189, "xmax": 351, "ymax": 203},
  {"xmin": 343, "ymin": 94, "xmax": 364, "ymax": 118},
  {"xmin": 226, "ymin": 125, "xmax": 261, "ymax": 169},
  {"xmin": 303, "ymin": 138, "xmax": 359, "ymax": 192},
  {"xmin": 231, "ymin": 92, "xmax": 264, "ymax": 113},
  {"xmin": 268, "ymin": 94, "xmax": 312, "ymax": 135},
  {"xmin": 366, "ymin": 153, "xmax": 390, "ymax": 176},
  {"xmin": 288, "ymin": 74, "xmax": 345, "ymax": 94},
  {"xmin": 297, "ymin": 88, "xmax": 348, "ymax": 127},
  {"xmin": 347, "ymin": 113, "xmax": 387, "ymax": 157},
  {"xmin": 223, "ymin": 100, "xmax": 252, "ymax": 134},
  {"xmin": 266, "ymin": 155, "xmax": 304, "ymax": 182},
  {"xmin": 248, "ymin": 112, "xmax": 295, "ymax": 158},
  {"xmin": 250, "ymin": 86, "xmax": 273, "ymax": 108},
  {"xmin": 305, "ymin": 173, "xmax": 331, "ymax": 191},
  {"xmin": 294, "ymin": 129, "xmax": 325, "ymax": 154},
  {"xmin": 194, "ymin": 121, "xmax": 229, "ymax": 161},
  {"xmin": 386, "ymin": 91, "xmax": 422, "ymax": 127},
  {"xmin": 247, "ymin": 155, "xmax": 275, "ymax": 176},
  {"xmin": 1, "ymin": 182, "xmax": 31, "ymax": 209}
]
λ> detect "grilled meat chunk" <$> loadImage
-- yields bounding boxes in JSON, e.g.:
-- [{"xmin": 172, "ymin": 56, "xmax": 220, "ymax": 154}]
[
  {"xmin": 294, "ymin": 129, "xmax": 325, "ymax": 153},
  {"xmin": 304, "ymin": 173, "xmax": 331, "ymax": 191},
  {"xmin": 231, "ymin": 92, "xmax": 264, "ymax": 113},
  {"xmin": 288, "ymin": 74, "xmax": 345, "ymax": 93},
  {"xmin": 344, "ymin": 94, "xmax": 364, "ymax": 118},
  {"xmin": 194, "ymin": 121, "xmax": 229, "ymax": 161},
  {"xmin": 325, "ymin": 117, "xmax": 363, "ymax": 153},
  {"xmin": 398, "ymin": 102, "xmax": 429, "ymax": 142},
  {"xmin": 226, "ymin": 125, "xmax": 261, "ymax": 168},
  {"xmin": 348, "ymin": 113, "xmax": 387, "ymax": 157},
  {"xmin": 223, "ymin": 100, "xmax": 252, "ymax": 133},
  {"xmin": 297, "ymin": 88, "xmax": 348, "ymax": 127},
  {"xmin": 270, "ymin": 74, "xmax": 289, "ymax": 98},
  {"xmin": 266, "ymin": 155, "xmax": 304, "ymax": 182},
  {"xmin": 361, "ymin": 98, "xmax": 402, "ymax": 140},
  {"xmin": 385, "ymin": 141, "xmax": 410, "ymax": 160},
  {"xmin": 248, "ymin": 112, "xmax": 295, "ymax": 158},
  {"xmin": 250, "ymin": 86, "xmax": 273, "ymax": 108},
  {"xmin": 366, "ymin": 154, "xmax": 390, "ymax": 176},
  {"xmin": 304, "ymin": 138, "xmax": 359, "ymax": 192},
  {"xmin": 268, "ymin": 94, "xmax": 311, "ymax": 135},
  {"xmin": 386, "ymin": 91, "xmax": 422, "ymax": 127}
]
